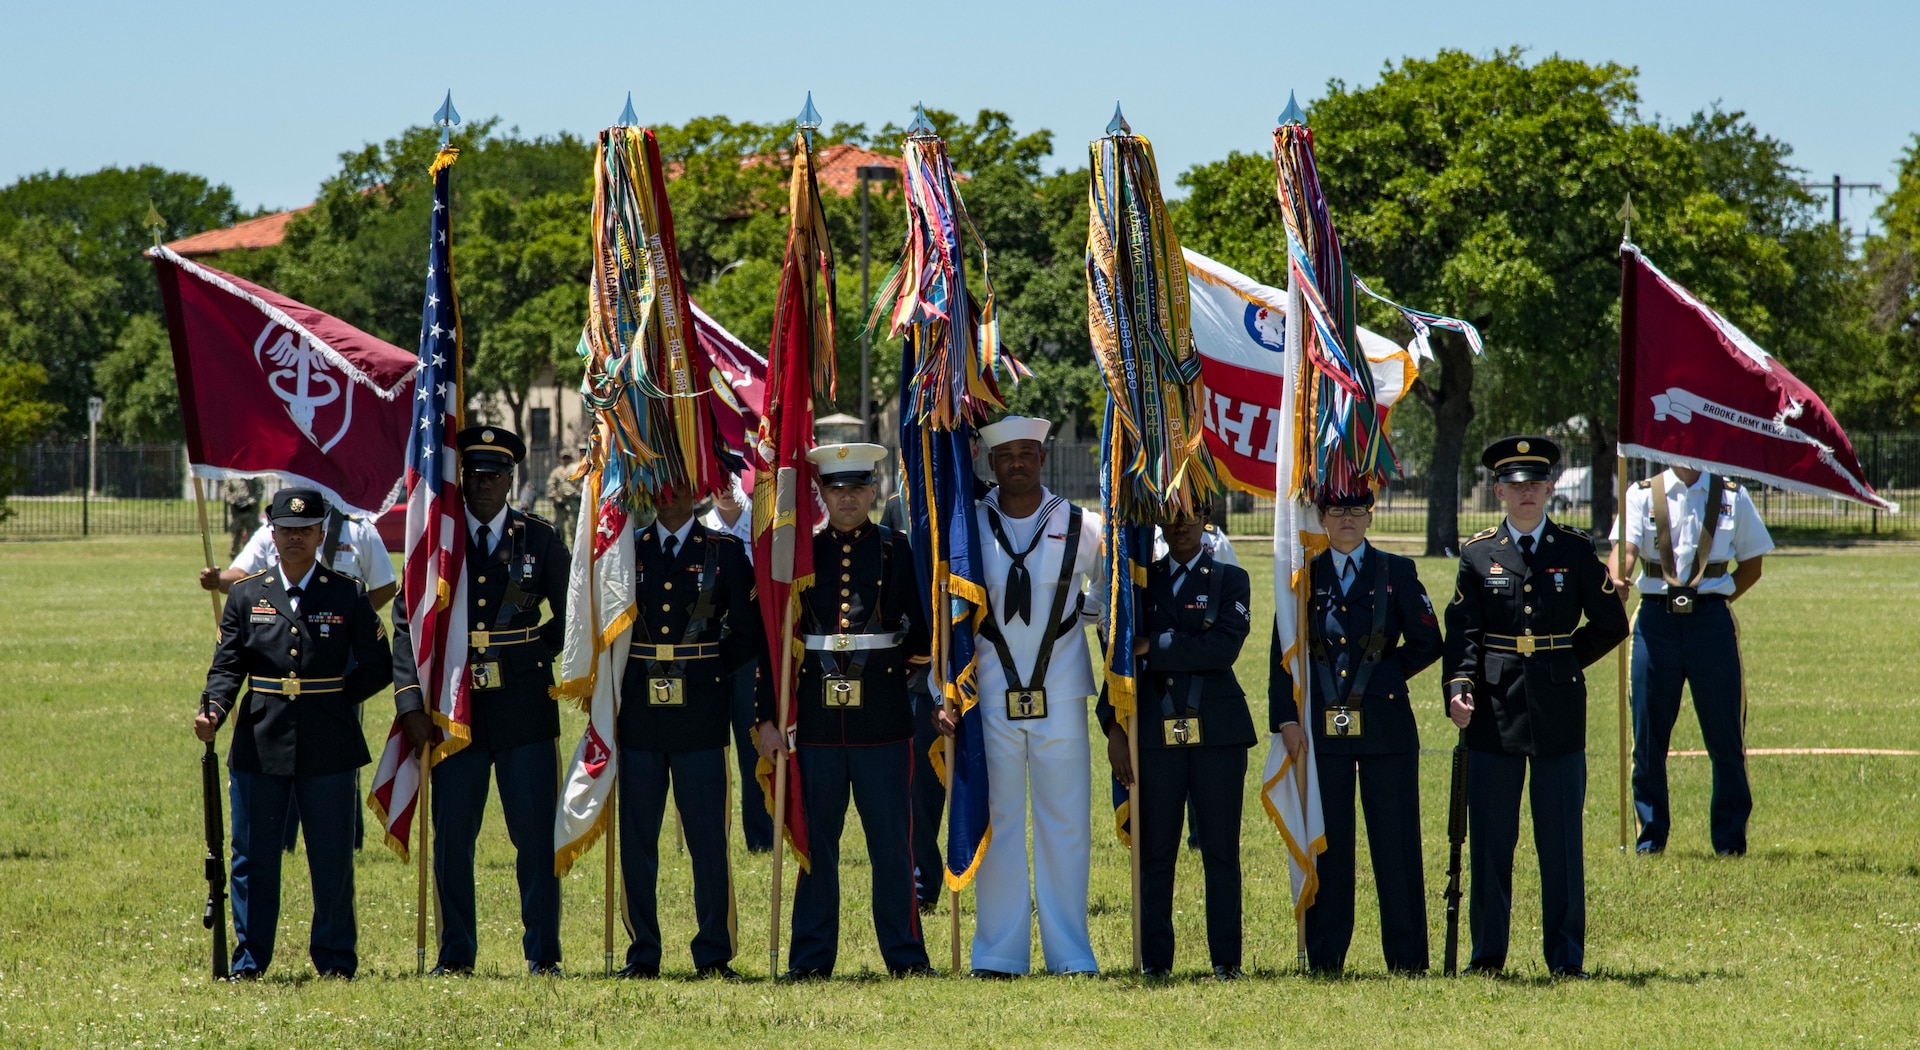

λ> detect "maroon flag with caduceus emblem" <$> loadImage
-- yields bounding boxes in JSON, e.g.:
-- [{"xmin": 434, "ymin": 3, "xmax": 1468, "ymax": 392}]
[{"xmin": 149, "ymin": 245, "xmax": 418, "ymax": 518}]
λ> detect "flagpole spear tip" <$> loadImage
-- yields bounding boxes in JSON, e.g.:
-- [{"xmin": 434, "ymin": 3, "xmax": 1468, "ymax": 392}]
[
  {"xmin": 796, "ymin": 91, "xmax": 822, "ymax": 149},
  {"xmin": 1616, "ymin": 193, "xmax": 1641, "ymax": 248},
  {"xmin": 1278, "ymin": 91, "xmax": 1306, "ymax": 127},
  {"xmin": 617, "ymin": 92, "xmax": 638, "ymax": 128},
  {"xmin": 1106, "ymin": 101, "xmax": 1131, "ymax": 137},
  {"xmin": 144, "ymin": 200, "xmax": 166, "ymax": 250},
  {"xmin": 907, "ymin": 102, "xmax": 936, "ymax": 138},
  {"xmin": 434, "ymin": 91, "xmax": 461, "ymax": 148}
]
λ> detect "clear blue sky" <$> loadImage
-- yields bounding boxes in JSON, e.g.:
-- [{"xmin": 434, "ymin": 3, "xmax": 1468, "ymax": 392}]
[{"xmin": 6, "ymin": 0, "xmax": 1915, "ymax": 233}]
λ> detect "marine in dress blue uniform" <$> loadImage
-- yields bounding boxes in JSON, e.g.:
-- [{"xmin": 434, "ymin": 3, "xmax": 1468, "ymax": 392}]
[
  {"xmin": 1609, "ymin": 467, "xmax": 1773, "ymax": 855},
  {"xmin": 1272, "ymin": 489, "xmax": 1443, "ymax": 974},
  {"xmin": 194, "ymin": 488, "xmax": 393, "ymax": 979},
  {"xmin": 394, "ymin": 427, "xmax": 572, "ymax": 976},
  {"xmin": 1098, "ymin": 506, "xmax": 1255, "ymax": 978},
  {"xmin": 1443, "ymin": 437, "xmax": 1629, "ymax": 977},
  {"xmin": 615, "ymin": 482, "xmax": 762, "ymax": 980},
  {"xmin": 756, "ymin": 444, "xmax": 934, "ymax": 979}
]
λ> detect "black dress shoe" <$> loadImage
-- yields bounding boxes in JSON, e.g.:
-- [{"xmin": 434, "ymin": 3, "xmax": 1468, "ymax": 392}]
[
  {"xmin": 890, "ymin": 963, "xmax": 937, "ymax": 978},
  {"xmin": 529, "ymin": 961, "xmax": 562, "ymax": 977},
  {"xmin": 1211, "ymin": 965, "xmax": 1244, "ymax": 980},
  {"xmin": 1462, "ymin": 961, "xmax": 1504, "ymax": 976},
  {"xmin": 615, "ymin": 962, "xmax": 660, "ymax": 980},
  {"xmin": 696, "ymin": 963, "xmax": 743, "ymax": 981},
  {"xmin": 917, "ymin": 898, "xmax": 939, "ymax": 916},
  {"xmin": 225, "ymin": 969, "xmax": 262, "ymax": 983},
  {"xmin": 1550, "ymin": 966, "xmax": 1592, "ymax": 979},
  {"xmin": 1141, "ymin": 966, "xmax": 1173, "ymax": 979},
  {"xmin": 783, "ymin": 967, "xmax": 831, "ymax": 981},
  {"xmin": 427, "ymin": 964, "xmax": 473, "ymax": 977},
  {"xmin": 1716, "ymin": 847, "xmax": 1746, "ymax": 857},
  {"xmin": 314, "ymin": 968, "xmax": 354, "ymax": 981},
  {"xmin": 970, "ymin": 968, "xmax": 1016, "ymax": 980},
  {"xmin": 1636, "ymin": 842, "xmax": 1665, "ymax": 855}
]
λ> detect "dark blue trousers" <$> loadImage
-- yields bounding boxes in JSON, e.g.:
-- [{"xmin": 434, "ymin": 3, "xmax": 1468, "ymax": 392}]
[
  {"xmin": 430, "ymin": 739, "xmax": 561, "ymax": 969},
  {"xmin": 1467, "ymin": 749, "xmax": 1586, "ymax": 973},
  {"xmin": 1305, "ymin": 750, "xmax": 1428, "ymax": 972},
  {"xmin": 618, "ymin": 747, "xmax": 734, "ymax": 969},
  {"xmin": 790, "ymin": 741, "xmax": 928, "ymax": 974},
  {"xmin": 228, "ymin": 768, "xmax": 357, "ymax": 976},
  {"xmin": 1138, "ymin": 744, "xmax": 1246, "ymax": 972},
  {"xmin": 728, "ymin": 660, "xmax": 775, "ymax": 852},
  {"xmin": 909, "ymin": 688, "xmax": 945, "ymax": 906},
  {"xmin": 1632, "ymin": 600, "xmax": 1751, "ymax": 854}
]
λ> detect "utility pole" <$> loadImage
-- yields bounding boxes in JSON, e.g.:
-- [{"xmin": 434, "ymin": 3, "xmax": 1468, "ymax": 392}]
[
  {"xmin": 856, "ymin": 163, "xmax": 898, "ymax": 441},
  {"xmin": 1802, "ymin": 174, "xmax": 1883, "ymax": 232}
]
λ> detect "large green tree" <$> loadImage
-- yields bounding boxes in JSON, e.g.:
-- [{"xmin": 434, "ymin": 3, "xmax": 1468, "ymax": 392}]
[
  {"xmin": 1857, "ymin": 135, "xmax": 1920, "ymax": 429},
  {"xmin": 1180, "ymin": 50, "xmax": 1863, "ymax": 552}
]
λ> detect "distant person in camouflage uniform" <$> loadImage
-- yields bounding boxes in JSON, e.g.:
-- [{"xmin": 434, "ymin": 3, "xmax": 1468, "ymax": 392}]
[
  {"xmin": 223, "ymin": 478, "xmax": 263, "ymax": 557},
  {"xmin": 546, "ymin": 449, "xmax": 582, "ymax": 540}
]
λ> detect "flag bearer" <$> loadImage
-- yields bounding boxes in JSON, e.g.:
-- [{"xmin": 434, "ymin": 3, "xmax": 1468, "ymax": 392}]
[
  {"xmin": 755, "ymin": 443, "xmax": 934, "ymax": 979},
  {"xmin": 1609, "ymin": 465, "xmax": 1772, "ymax": 856},
  {"xmin": 947, "ymin": 415, "xmax": 1104, "ymax": 978},
  {"xmin": 615, "ymin": 481, "xmax": 761, "ymax": 980},
  {"xmin": 1444, "ymin": 436, "xmax": 1629, "ymax": 978},
  {"xmin": 1273, "ymin": 488, "xmax": 1443, "ymax": 974},
  {"xmin": 395, "ymin": 426, "xmax": 571, "ymax": 976},
  {"xmin": 1098, "ymin": 504, "xmax": 1255, "ymax": 979},
  {"xmin": 191, "ymin": 487, "xmax": 393, "ymax": 979}
]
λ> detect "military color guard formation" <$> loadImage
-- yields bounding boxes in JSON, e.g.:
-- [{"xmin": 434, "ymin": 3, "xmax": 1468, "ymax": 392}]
[{"xmin": 188, "ymin": 417, "xmax": 1773, "ymax": 982}]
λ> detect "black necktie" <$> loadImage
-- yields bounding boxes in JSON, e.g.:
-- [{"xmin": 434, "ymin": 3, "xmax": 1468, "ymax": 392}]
[
  {"xmin": 1518, "ymin": 533, "xmax": 1536, "ymax": 569},
  {"xmin": 663, "ymin": 534, "xmax": 679, "ymax": 560},
  {"xmin": 287, "ymin": 585, "xmax": 304, "ymax": 614},
  {"xmin": 476, "ymin": 524, "xmax": 492, "ymax": 559},
  {"xmin": 1339, "ymin": 557, "xmax": 1355, "ymax": 594},
  {"xmin": 1171, "ymin": 564, "xmax": 1189, "ymax": 593}
]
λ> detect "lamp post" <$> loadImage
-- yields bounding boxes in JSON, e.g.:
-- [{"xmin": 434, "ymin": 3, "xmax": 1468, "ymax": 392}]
[{"xmin": 856, "ymin": 163, "xmax": 898, "ymax": 440}]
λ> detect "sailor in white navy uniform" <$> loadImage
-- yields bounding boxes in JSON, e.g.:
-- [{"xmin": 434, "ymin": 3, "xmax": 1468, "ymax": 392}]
[
  {"xmin": 941, "ymin": 415, "xmax": 1105, "ymax": 978},
  {"xmin": 1609, "ymin": 465, "xmax": 1773, "ymax": 856}
]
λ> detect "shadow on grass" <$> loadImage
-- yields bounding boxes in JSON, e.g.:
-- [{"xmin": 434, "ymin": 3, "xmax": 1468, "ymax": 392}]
[{"xmin": 1110, "ymin": 966, "xmax": 1741, "ymax": 987}]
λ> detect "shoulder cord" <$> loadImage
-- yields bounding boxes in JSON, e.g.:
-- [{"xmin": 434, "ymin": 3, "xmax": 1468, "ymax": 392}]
[{"xmin": 1309, "ymin": 551, "xmax": 1392, "ymax": 708}]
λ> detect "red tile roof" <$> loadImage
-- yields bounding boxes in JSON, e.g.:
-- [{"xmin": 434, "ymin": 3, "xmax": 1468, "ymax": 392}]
[{"xmin": 165, "ymin": 205, "xmax": 311, "ymax": 256}]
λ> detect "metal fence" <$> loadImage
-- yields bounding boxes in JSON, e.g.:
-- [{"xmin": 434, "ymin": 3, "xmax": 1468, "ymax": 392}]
[{"xmin": 9, "ymin": 435, "xmax": 1920, "ymax": 543}]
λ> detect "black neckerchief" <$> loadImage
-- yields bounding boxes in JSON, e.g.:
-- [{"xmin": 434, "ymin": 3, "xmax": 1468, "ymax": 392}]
[{"xmin": 983, "ymin": 491, "xmax": 1066, "ymax": 624}]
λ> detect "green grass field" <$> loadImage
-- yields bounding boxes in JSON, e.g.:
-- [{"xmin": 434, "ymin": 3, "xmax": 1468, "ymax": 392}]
[{"xmin": 1, "ymin": 536, "xmax": 1916, "ymax": 1047}]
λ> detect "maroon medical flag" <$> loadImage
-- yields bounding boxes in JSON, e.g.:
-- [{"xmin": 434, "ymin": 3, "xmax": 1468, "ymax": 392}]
[
  {"xmin": 689, "ymin": 299, "xmax": 767, "ymax": 471},
  {"xmin": 1618, "ymin": 243, "xmax": 1895, "ymax": 511},
  {"xmin": 150, "ymin": 245, "xmax": 417, "ymax": 517}
]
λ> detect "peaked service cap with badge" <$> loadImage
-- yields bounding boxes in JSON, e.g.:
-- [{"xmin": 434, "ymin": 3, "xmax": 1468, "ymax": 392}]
[
  {"xmin": 808, "ymin": 442, "xmax": 888, "ymax": 487},
  {"xmin": 457, "ymin": 426, "xmax": 526, "ymax": 473},
  {"xmin": 1482, "ymin": 435, "xmax": 1560, "ymax": 483},
  {"xmin": 267, "ymin": 487, "xmax": 328, "ymax": 528},
  {"xmin": 979, "ymin": 415, "xmax": 1052, "ymax": 450},
  {"xmin": 1316, "ymin": 486, "xmax": 1377, "ymax": 509}
]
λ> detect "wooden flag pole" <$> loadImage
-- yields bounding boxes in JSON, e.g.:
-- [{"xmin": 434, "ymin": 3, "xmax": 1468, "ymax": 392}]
[
  {"xmin": 414, "ymin": 742, "xmax": 431, "ymax": 975},
  {"xmin": 1615, "ymin": 454, "xmax": 1634, "ymax": 849},
  {"xmin": 1126, "ymin": 709, "xmax": 1144, "ymax": 972},
  {"xmin": 190, "ymin": 478, "xmax": 224, "ymax": 634},
  {"xmin": 604, "ymin": 782, "xmax": 618, "ymax": 975},
  {"xmin": 933, "ymin": 581, "xmax": 961, "ymax": 973},
  {"xmin": 1293, "ymin": 533, "xmax": 1311, "ymax": 972},
  {"xmin": 767, "ymin": 615, "xmax": 797, "ymax": 979}
]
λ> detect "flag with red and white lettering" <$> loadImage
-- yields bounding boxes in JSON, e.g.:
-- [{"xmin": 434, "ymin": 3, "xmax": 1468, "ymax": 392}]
[
  {"xmin": 368, "ymin": 146, "xmax": 471, "ymax": 858},
  {"xmin": 1619, "ymin": 242, "xmax": 1896, "ymax": 510},
  {"xmin": 552, "ymin": 472, "xmax": 636, "ymax": 875},
  {"xmin": 148, "ymin": 247, "xmax": 415, "ymax": 518},
  {"xmin": 1183, "ymin": 249, "xmax": 1414, "ymax": 497}
]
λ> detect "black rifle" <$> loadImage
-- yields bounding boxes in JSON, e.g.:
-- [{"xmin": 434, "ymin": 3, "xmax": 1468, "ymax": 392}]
[
  {"xmin": 200, "ymin": 694, "xmax": 229, "ymax": 980},
  {"xmin": 1442, "ymin": 728, "xmax": 1469, "ymax": 976}
]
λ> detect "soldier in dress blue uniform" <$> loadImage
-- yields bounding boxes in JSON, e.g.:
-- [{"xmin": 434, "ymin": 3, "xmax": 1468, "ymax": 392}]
[
  {"xmin": 1272, "ymin": 488, "xmax": 1443, "ymax": 974},
  {"xmin": 192, "ymin": 487, "xmax": 393, "ymax": 980},
  {"xmin": 615, "ymin": 480, "xmax": 762, "ymax": 980},
  {"xmin": 1098, "ymin": 504, "xmax": 1255, "ymax": 979},
  {"xmin": 755, "ymin": 443, "xmax": 934, "ymax": 979},
  {"xmin": 1444, "ymin": 436, "xmax": 1629, "ymax": 977},
  {"xmin": 394, "ymin": 426, "xmax": 571, "ymax": 976}
]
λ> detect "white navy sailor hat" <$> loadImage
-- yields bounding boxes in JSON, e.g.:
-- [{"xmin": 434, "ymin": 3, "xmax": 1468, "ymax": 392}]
[
  {"xmin": 807, "ymin": 443, "xmax": 888, "ymax": 487},
  {"xmin": 979, "ymin": 415, "xmax": 1052, "ymax": 449}
]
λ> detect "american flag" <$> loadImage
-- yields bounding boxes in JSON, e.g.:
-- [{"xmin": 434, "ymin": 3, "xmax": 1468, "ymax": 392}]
[{"xmin": 369, "ymin": 146, "xmax": 471, "ymax": 857}]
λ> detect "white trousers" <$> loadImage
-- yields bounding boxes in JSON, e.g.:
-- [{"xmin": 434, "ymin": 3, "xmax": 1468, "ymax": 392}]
[{"xmin": 970, "ymin": 695, "xmax": 1096, "ymax": 974}]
